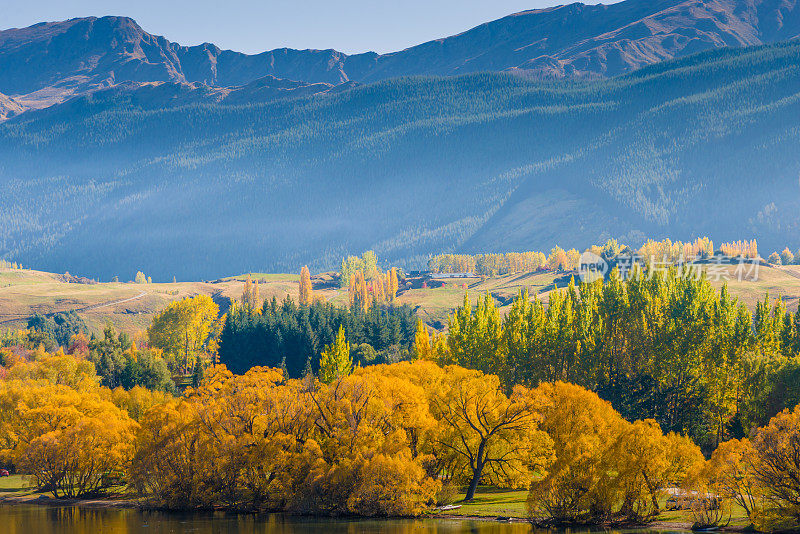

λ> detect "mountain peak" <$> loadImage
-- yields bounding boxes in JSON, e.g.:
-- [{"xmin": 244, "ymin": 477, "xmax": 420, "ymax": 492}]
[{"xmin": 2, "ymin": 0, "xmax": 800, "ymax": 115}]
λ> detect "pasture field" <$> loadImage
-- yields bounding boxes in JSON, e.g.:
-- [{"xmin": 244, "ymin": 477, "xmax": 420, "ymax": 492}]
[{"xmin": 1, "ymin": 264, "xmax": 798, "ymax": 336}]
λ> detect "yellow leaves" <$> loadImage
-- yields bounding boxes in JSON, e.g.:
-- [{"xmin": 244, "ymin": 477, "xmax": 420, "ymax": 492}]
[
  {"xmin": 129, "ymin": 362, "xmax": 441, "ymax": 515},
  {"xmin": 299, "ymin": 266, "xmax": 313, "ymax": 306},
  {"xmin": 109, "ymin": 386, "xmax": 171, "ymax": 422},
  {"xmin": 2, "ymin": 378, "xmax": 138, "ymax": 498},
  {"xmin": 319, "ymin": 325, "xmax": 352, "ymax": 384},
  {"xmin": 699, "ymin": 437, "xmax": 759, "ymax": 517},
  {"xmin": 743, "ymin": 404, "xmax": 800, "ymax": 530},
  {"xmin": 148, "ymin": 294, "xmax": 219, "ymax": 372},
  {"xmin": 414, "ymin": 320, "xmax": 431, "ymax": 360},
  {"xmin": 7, "ymin": 349, "xmax": 98, "ymax": 389},
  {"xmin": 414, "ymin": 365, "xmax": 554, "ymax": 500},
  {"xmin": 527, "ymin": 382, "xmax": 703, "ymax": 523},
  {"xmin": 345, "ymin": 451, "xmax": 440, "ymax": 517}
]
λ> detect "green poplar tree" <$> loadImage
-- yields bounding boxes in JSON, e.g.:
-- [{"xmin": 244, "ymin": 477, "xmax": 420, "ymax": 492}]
[{"xmin": 319, "ymin": 325, "xmax": 352, "ymax": 384}]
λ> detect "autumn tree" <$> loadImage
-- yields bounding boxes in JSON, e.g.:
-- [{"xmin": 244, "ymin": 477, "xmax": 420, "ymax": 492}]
[
  {"xmin": 429, "ymin": 366, "xmax": 553, "ymax": 501},
  {"xmin": 299, "ymin": 266, "xmax": 313, "ymax": 306},
  {"xmin": 148, "ymin": 295, "xmax": 219, "ymax": 373},
  {"xmin": 701, "ymin": 438, "xmax": 760, "ymax": 518},
  {"xmin": 303, "ymin": 368, "xmax": 439, "ymax": 515},
  {"xmin": 414, "ymin": 321, "xmax": 432, "ymax": 360},
  {"xmin": 748, "ymin": 404, "xmax": 800, "ymax": 530},
  {"xmin": 387, "ymin": 267, "xmax": 399, "ymax": 302},
  {"xmin": 0, "ymin": 367, "xmax": 137, "ymax": 498},
  {"xmin": 349, "ymin": 271, "xmax": 370, "ymax": 313},
  {"xmin": 319, "ymin": 325, "xmax": 352, "ymax": 383},
  {"xmin": 780, "ymin": 248, "xmax": 795, "ymax": 267},
  {"xmin": 547, "ymin": 247, "xmax": 570, "ymax": 271},
  {"xmin": 528, "ymin": 382, "xmax": 626, "ymax": 522},
  {"xmin": 611, "ymin": 421, "xmax": 703, "ymax": 521}
]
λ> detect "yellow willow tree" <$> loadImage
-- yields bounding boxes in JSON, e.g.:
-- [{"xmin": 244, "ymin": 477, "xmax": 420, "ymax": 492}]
[
  {"xmin": 299, "ymin": 266, "xmax": 313, "ymax": 306},
  {"xmin": 0, "ymin": 377, "xmax": 137, "ymax": 497},
  {"xmin": 148, "ymin": 294, "xmax": 219, "ymax": 373},
  {"xmin": 319, "ymin": 326, "xmax": 352, "ymax": 384},
  {"xmin": 429, "ymin": 366, "xmax": 553, "ymax": 501},
  {"xmin": 748, "ymin": 404, "xmax": 800, "ymax": 531},
  {"xmin": 610, "ymin": 420, "xmax": 704, "ymax": 522},
  {"xmin": 700, "ymin": 438, "xmax": 761, "ymax": 520},
  {"xmin": 527, "ymin": 381, "xmax": 627, "ymax": 522},
  {"xmin": 301, "ymin": 369, "xmax": 440, "ymax": 516},
  {"xmin": 131, "ymin": 365, "xmax": 313, "ymax": 510}
]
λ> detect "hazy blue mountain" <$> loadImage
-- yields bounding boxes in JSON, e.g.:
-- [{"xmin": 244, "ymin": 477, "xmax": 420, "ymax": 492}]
[
  {"xmin": 2, "ymin": 0, "xmax": 800, "ymax": 113},
  {"xmin": 1, "ymin": 41, "xmax": 798, "ymax": 280}
]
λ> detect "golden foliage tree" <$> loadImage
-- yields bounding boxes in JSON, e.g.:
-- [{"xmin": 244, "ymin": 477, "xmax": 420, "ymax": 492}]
[
  {"xmin": 387, "ymin": 267, "xmax": 399, "ymax": 302},
  {"xmin": 319, "ymin": 325, "xmax": 352, "ymax": 384},
  {"xmin": 0, "ymin": 363, "xmax": 137, "ymax": 498},
  {"xmin": 748, "ymin": 404, "xmax": 800, "ymax": 530},
  {"xmin": 428, "ymin": 366, "xmax": 553, "ymax": 501},
  {"xmin": 299, "ymin": 266, "xmax": 313, "ymax": 306},
  {"xmin": 414, "ymin": 321, "xmax": 432, "ymax": 360},
  {"xmin": 148, "ymin": 295, "xmax": 219, "ymax": 373}
]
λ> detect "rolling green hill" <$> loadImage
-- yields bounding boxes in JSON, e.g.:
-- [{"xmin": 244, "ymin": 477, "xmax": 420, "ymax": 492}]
[{"xmin": 1, "ymin": 42, "xmax": 800, "ymax": 280}]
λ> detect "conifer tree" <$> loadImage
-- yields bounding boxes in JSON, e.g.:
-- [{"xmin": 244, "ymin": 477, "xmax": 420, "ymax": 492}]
[
  {"xmin": 299, "ymin": 266, "xmax": 313, "ymax": 306},
  {"xmin": 319, "ymin": 325, "xmax": 352, "ymax": 383}
]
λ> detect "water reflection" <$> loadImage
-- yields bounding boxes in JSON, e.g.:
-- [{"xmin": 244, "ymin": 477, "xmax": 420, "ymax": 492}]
[{"xmin": 0, "ymin": 505, "xmax": 684, "ymax": 534}]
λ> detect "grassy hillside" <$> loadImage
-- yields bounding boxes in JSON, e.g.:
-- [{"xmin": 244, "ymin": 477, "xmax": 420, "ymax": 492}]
[
  {"xmin": 3, "ymin": 263, "xmax": 799, "ymax": 336},
  {"xmin": 1, "ymin": 42, "xmax": 799, "ymax": 280},
  {"xmin": 0, "ymin": 269, "xmax": 330, "ymax": 334}
]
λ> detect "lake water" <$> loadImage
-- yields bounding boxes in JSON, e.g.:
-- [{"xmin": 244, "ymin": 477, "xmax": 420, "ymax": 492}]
[{"xmin": 0, "ymin": 504, "xmax": 686, "ymax": 534}]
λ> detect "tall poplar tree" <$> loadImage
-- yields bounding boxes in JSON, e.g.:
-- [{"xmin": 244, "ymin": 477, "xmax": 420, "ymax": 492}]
[
  {"xmin": 319, "ymin": 325, "xmax": 352, "ymax": 383},
  {"xmin": 299, "ymin": 266, "xmax": 313, "ymax": 306}
]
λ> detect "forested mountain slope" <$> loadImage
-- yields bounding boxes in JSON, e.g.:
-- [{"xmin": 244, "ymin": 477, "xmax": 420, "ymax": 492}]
[
  {"xmin": 2, "ymin": 0, "xmax": 800, "ymax": 113},
  {"xmin": 1, "ymin": 42, "xmax": 799, "ymax": 280}
]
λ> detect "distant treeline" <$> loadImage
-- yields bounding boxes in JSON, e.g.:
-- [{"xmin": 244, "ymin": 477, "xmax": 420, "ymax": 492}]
[{"xmin": 426, "ymin": 237, "xmax": 800, "ymax": 274}]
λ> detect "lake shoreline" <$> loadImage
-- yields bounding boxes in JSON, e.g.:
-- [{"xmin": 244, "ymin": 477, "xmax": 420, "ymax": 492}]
[{"xmin": 0, "ymin": 493, "xmax": 753, "ymax": 532}]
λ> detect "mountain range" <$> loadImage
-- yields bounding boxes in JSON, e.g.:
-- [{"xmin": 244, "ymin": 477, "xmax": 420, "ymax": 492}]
[
  {"xmin": 2, "ymin": 0, "xmax": 800, "ymax": 114},
  {"xmin": 1, "ymin": 0, "xmax": 800, "ymax": 280}
]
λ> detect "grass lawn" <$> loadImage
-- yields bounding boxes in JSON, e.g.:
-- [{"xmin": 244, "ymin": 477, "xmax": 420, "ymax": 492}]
[
  {"xmin": 436, "ymin": 486, "xmax": 752, "ymax": 528},
  {"xmin": 446, "ymin": 488, "xmax": 528, "ymax": 518},
  {"xmin": 0, "ymin": 475, "xmax": 32, "ymax": 496}
]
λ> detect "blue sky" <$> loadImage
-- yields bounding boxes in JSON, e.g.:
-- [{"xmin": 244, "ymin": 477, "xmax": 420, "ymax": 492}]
[{"xmin": 5, "ymin": 0, "xmax": 619, "ymax": 54}]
